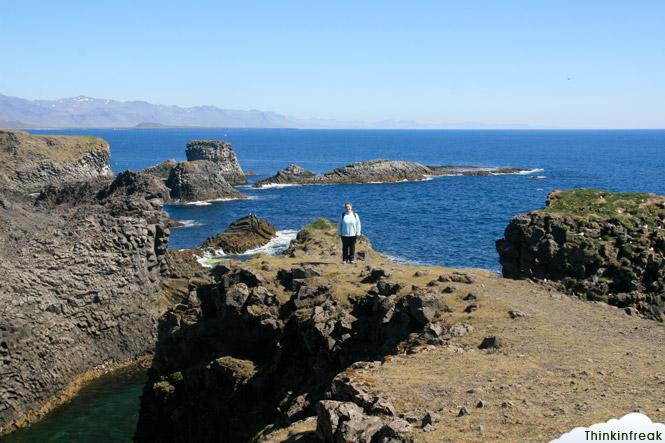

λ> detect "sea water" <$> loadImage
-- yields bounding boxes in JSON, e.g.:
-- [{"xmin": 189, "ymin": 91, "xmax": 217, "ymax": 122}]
[{"xmin": 13, "ymin": 128, "xmax": 664, "ymax": 442}]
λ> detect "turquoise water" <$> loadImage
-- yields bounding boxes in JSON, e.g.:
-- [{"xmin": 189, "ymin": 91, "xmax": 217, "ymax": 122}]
[{"xmin": 3, "ymin": 371, "xmax": 145, "ymax": 443}]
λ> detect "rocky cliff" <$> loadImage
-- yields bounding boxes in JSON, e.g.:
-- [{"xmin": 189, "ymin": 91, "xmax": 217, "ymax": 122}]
[
  {"xmin": 0, "ymin": 130, "xmax": 112, "ymax": 193},
  {"xmin": 254, "ymin": 160, "xmax": 531, "ymax": 188},
  {"xmin": 136, "ymin": 219, "xmax": 454, "ymax": 442},
  {"xmin": 496, "ymin": 189, "xmax": 665, "ymax": 320},
  {"xmin": 0, "ymin": 132, "xmax": 174, "ymax": 434},
  {"xmin": 136, "ymin": 215, "xmax": 665, "ymax": 442}
]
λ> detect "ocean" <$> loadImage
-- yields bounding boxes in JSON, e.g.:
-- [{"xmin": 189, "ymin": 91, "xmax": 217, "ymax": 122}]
[
  {"xmin": 6, "ymin": 128, "xmax": 664, "ymax": 442},
  {"xmin": 32, "ymin": 128, "xmax": 665, "ymax": 270}
]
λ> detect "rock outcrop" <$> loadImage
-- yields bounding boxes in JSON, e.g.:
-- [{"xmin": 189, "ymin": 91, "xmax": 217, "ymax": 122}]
[
  {"xmin": 165, "ymin": 160, "xmax": 246, "ymax": 203},
  {"xmin": 202, "ymin": 214, "xmax": 276, "ymax": 253},
  {"xmin": 141, "ymin": 139, "xmax": 248, "ymax": 202},
  {"xmin": 254, "ymin": 159, "xmax": 531, "ymax": 188},
  {"xmin": 0, "ymin": 132, "xmax": 175, "ymax": 435},
  {"xmin": 497, "ymin": 189, "xmax": 665, "ymax": 320},
  {"xmin": 0, "ymin": 130, "xmax": 112, "ymax": 193},
  {"xmin": 142, "ymin": 159, "xmax": 177, "ymax": 180},
  {"xmin": 254, "ymin": 163, "xmax": 317, "ymax": 187},
  {"xmin": 185, "ymin": 139, "xmax": 247, "ymax": 185},
  {"xmin": 135, "ymin": 220, "xmax": 453, "ymax": 443}
]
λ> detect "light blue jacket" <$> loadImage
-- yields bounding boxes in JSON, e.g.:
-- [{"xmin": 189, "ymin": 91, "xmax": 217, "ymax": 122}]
[{"xmin": 338, "ymin": 211, "xmax": 361, "ymax": 237}]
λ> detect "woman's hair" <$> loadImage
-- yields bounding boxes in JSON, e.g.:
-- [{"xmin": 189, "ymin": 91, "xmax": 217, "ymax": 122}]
[{"xmin": 344, "ymin": 202, "xmax": 352, "ymax": 206}]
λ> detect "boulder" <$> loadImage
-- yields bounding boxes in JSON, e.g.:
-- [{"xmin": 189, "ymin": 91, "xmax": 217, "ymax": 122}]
[
  {"xmin": 479, "ymin": 335, "xmax": 502, "ymax": 349},
  {"xmin": 362, "ymin": 267, "xmax": 392, "ymax": 283},
  {"xmin": 375, "ymin": 279, "xmax": 401, "ymax": 296},
  {"xmin": 202, "ymin": 215, "xmax": 276, "ymax": 254},
  {"xmin": 291, "ymin": 284, "xmax": 331, "ymax": 309},
  {"xmin": 316, "ymin": 401, "xmax": 412, "ymax": 443},
  {"xmin": 406, "ymin": 292, "xmax": 447, "ymax": 325}
]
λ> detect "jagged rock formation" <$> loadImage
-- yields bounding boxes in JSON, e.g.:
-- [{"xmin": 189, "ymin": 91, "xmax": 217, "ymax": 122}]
[
  {"xmin": 165, "ymin": 160, "xmax": 246, "ymax": 203},
  {"xmin": 0, "ymin": 130, "xmax": 112, "ymax": 193},
  {"xmin": 185, "ymin": 139, "xmax": 247, "ymax": 185},
  {"xmin": 135, "ymin": 220, "xmax": 457, "ymax": 443},
  {"xmin": 143, "ymin": 159, "xmax": 177, "ymax": 180},
  {"xmin": 141, "ymin": 139, "xmax": 248, "ymax": 202},
  {"xmin": 0, "ymin": 132, "xmax": 175, "ymax": 435},
  {"xmin": 254, "ymin": 159, "xmax": 530, "ymax": 188},
  {"xmin": 497, "ymin": 189, "xmax": 665, "ymax": 320},
  {"xmin": 202, "ymin": 214, "xmax": 276, "ymax": 253},
  {"xmin": 254, "ymin": 163, "xmax": 317, "ymax": 187}
]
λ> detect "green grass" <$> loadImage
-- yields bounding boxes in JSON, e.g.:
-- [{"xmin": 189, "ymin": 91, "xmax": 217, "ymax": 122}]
[
  {"xmin": 543, "ymin": 189, "xmax": 665, "ymax": 223},
  {"xmin": 308, "ymin": 218, "xmax": 335, "ymax": 230}
]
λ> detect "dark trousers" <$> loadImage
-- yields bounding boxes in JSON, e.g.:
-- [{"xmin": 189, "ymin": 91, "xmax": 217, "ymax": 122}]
[{"xmin": 341, "ymin": 236, "xmax": 357, "ymax": 262}]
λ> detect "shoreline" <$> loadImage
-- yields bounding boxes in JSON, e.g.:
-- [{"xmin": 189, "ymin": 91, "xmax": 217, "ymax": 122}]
[{"xmin": 0, "ymin": 355, "xmax": 152, "ymax": 437}]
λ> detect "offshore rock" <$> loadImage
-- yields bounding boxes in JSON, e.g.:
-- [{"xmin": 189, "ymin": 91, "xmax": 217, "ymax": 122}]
[
  {"xmin": 254, "ymin": 159, "xmax": 532, "ymax": 188},
  {"xmin": 185, "ymin": 139, "xmax": 247, "ymax": 185},
  {"xmin": 202, "ymin": 214, "xmax": 276, "ymax": 254},
  {"xmin": 165, "ymin": 160, "xmax": 246, "ymax": 202},
  {"xmin": 253, "ymin": 163, "xmax": 316, "ymax": 187}
]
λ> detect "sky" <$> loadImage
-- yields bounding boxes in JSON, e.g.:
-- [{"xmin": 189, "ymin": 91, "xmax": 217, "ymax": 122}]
[{"xmin": 1, "ymin": 0, "xmax": 664, "ymax": 128}]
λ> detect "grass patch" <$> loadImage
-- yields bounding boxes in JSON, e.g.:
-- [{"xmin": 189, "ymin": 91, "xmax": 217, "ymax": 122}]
[{"xmin": 543, "ymin": 189, "xmax": 665, "ymax": 226}]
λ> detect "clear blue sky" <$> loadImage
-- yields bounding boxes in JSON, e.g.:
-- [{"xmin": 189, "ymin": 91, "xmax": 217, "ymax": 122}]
[{"xmin": 1, "ymin": 0, "xmax": 664, "ymax": 128}]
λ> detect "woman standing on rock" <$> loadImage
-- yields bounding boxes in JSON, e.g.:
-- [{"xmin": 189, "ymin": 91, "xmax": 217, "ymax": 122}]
[{"xmin": 338, "ymin": 202, "xmax": 361, "ymax": 263}]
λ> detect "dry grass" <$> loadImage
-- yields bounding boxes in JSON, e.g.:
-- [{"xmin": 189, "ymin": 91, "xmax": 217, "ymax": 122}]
[
  {"xmin": 0, "ymin": 130, "xmax": 109, "ymax": 162},
  {"xmin": 244, "ymin": 220, "xmax": 665, "ymax": 442}
]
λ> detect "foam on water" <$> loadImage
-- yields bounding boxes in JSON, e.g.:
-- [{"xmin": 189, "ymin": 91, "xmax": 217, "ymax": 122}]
[
  {"xmin": 254, "ymin": 183, "xmax": 304, "ymax": 189},
  {"xmin": 182, "ymin": 197, "xmax": 244, "ymax": 206},
  {"xmin": 196, "ymin": 229, "xmax": 298, "ymax": 267},
  {"xmin": 176, "ymin": 220, "xmax": 204, "ymax": 228}
]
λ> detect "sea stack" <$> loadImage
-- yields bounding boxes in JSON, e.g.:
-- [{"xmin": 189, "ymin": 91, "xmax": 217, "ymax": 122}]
[{"xmin": 185, "ymin": 139, "xmax": 247, "ymax": 185}]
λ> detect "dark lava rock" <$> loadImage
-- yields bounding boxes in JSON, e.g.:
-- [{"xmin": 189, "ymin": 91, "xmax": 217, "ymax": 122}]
[
  {"xmin": 361, "ymin": 267, "xmax": 392, "ymax": 283},
  {"xmin": 464, "ymin": 303, "xmax": 479, "ymax": 313},
  {"xmin": 496, "ymin": 189, "xmax": 665, "ymax": 320},
  {"xmin": 185, "ymin": 139, "xmax": 247, "ymax": 185},
  {"xmin": 0, "ymin": 132, "xmax": 174, "ymax": 432},
  {"xmin": 135, "ymin": 260, "xmax": 444, "ymax": 443},
  {"xmin": 406, "ymin": 292, "xmax": 447, "ymax": 325},
  {"xmin": 291, "ymin": 284, "xmax": 331, "ymax": 309},
  {"xmin": 479, "ymin": 336, "xmax": 502, "ymax": 349},
  {"xmin": 202, "ymin": 214, "xmax": 276, "ymax": 254},
  {"xmin": 376, "ymin": 279, "xmax": 401, "ymax": 296},
  {"xmin": 292, "ymin": 266, "xmax": 322, "ymax": 280},
  {"xmin": 253, "ymin": 163, "xmax": 317, "ymax": 187},
  {"xmin": 142, "ymin": 159, "xmax": 178, "ymax": 180},
  {"xmin": 463, "ymin": 293, "xmax": 478, "ymax": 301},
  {"xmin": 166, "ymin": 160, "xmax": 246, "ymax": 202}
]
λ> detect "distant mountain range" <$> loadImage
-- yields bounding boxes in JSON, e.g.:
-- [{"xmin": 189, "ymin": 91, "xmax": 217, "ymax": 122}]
[{"xmin": 0, "ymin": 93, "xmax": 534, "ymax": 130}]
